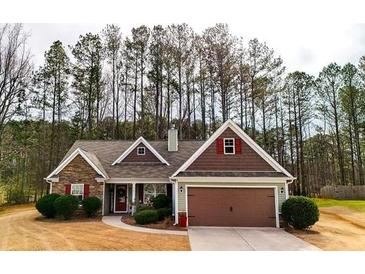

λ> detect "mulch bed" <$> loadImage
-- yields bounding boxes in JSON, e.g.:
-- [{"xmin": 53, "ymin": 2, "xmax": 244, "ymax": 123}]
[{"xmin": 122, "ymin": 216, "xmax": 187, "ymax": 231}]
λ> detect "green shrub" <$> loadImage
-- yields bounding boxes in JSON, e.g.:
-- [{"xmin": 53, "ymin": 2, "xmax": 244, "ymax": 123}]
[
  {"xmin": 152, "ymin": 194, "xmax": 171, "ymax": 209},
  {"xmin": 156, "ymin": 207, "xmax": 172, "ymax": 221},
  {"xmin": 282, "ymin": 196, "xmax": 319, "ymax": 229},
  {"xmin": 134, "ymin": 209, "xmax": 159, "ymax": 225},
  {"xmin": 136, "ymin": 204, "xmax": 153, "ymax": 212},
  {"xmin": 82, "ymin": 196, "xmax": 102, "ymax": 217},
  {"xmin": 54, "ymin": 195, "xmax": 79, "ymax": 220},
  {"xmin": 35, "ymin": 193, "xmax": 61, "ymax": 218}
]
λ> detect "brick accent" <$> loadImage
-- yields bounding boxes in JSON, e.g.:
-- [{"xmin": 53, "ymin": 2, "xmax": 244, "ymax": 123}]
[
  {"xmin": 187, "ymin": 128, "xmax": 275, "ymax": 171},
  {"xmin": 52, "ymin": 155, "xmax": 103, "ymax": 200}
]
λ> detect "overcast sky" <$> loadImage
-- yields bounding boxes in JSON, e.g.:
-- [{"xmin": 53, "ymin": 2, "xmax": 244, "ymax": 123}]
[
  {"xmin": 24, "ymin": 22, "xmax": 365, "ymax": 76},
  {"xmin": 8, "ymin": 0, "xmax": 364, "ymax": 76}
]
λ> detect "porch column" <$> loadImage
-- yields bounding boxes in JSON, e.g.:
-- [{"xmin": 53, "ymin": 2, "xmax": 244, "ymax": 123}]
[{"xmin": 131, "ymin": 183, "xmax": 136, "ymax": 214}]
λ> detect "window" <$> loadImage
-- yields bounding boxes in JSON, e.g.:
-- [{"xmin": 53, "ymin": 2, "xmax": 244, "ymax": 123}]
[
  {"xmin": 143, "ymin": 184, "xmax": 167, "ymax": 203},
  {"xmin": 137, "ymin": 146, "xmax": 145, "ymax": 155},
  {"xmin": 224, "ymin": 138, "xmax": 235, "ymax": 154},
  {"xmin": 71, "ymin": 184, "xmax": 84, "ymax": 201}
]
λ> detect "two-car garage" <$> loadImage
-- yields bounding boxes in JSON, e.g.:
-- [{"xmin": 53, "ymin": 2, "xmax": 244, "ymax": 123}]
[{"xmin": 186, "ymin": 187, "xmax": 278, "ymax": 227}]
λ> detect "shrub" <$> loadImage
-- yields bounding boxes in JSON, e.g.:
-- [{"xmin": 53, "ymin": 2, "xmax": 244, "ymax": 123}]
[
  {"xmin": 152, "ymin": 194, "xmax": 171, "ymax": 209},
  {"xmin": 282, "ymin": 196, "xmax": 319, "ymax": 229},
  {"xmin": 134, "ymin": 209, "xmax": 159, "ymax": 225},
  {"xmin": 35, "ymin": 193, "xmax": 61, "ymax": 218},
  {"xmin": 82, "ymin": 196, "xmax": 102, "ymax": 217},
  {"xmin": 136, "ymin": 204, "xmax": 153, "ymax": 212},
  {"xmin": 54, "ymin": 195, "xmax": 79, "ymax": 220},
  {"xmin": 156, "ymin": 207, "xmax": 172, "ymax": 221}
]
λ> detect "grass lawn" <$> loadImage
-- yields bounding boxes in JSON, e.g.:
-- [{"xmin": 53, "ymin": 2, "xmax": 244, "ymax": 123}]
[
  {"xmin": 312, "ymin": 198, "xmax": 365, "ymax": 212},
  {"xmin": 0, "ymin": 204, "xmax": 190, "ymax": 251}
]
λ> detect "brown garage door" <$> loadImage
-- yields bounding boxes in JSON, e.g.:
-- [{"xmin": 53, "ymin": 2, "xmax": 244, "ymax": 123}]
[{"xmin": 187, "ymin": 187, "xmax": 276, "ymax": 227}]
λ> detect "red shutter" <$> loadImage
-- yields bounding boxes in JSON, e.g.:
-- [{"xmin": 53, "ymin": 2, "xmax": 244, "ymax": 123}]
[
  {"xmin": 216, "ymin": 138, "xmax": 224, "ymax": 154},
  {"xmin": 65, "ymin": 184, "xmax": 71, "ymax": 195},
  {"xmin": 235, "ymin": 138, "xmax": 242, "ymax": 154},
  {"xmin": 84, "ymin": 184, "xmax": 90, "ymax": 199}
]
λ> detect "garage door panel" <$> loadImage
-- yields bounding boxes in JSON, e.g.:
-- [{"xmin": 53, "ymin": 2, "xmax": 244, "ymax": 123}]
[{"xmin": 187, "ymin": 187, "xmax": 276, "ymax": 227}]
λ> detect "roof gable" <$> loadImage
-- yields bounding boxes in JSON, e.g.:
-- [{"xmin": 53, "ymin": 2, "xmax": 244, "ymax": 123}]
[
  {"xmin": 112, "ymin": 137, "xmax": 170, "ymax": 166},
  {"xmin": 47, "ymin": 148, "xmax": 108, "ymax": 179},
  {"xmin": 172, "ymin": 120, "xmax": 294, "ymax": 178},
  {"xmin": 186, "ymin": 127, "xmax": 275, "ymax": 171}
]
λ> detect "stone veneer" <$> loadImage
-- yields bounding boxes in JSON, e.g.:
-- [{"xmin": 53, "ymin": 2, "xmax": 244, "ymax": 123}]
[{"xmin": 52, "ymin": 155, "xmax": 104, "ymax": 199}]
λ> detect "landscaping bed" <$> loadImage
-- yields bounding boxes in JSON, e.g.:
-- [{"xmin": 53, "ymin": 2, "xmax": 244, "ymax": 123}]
[{"xmin": 122, "ymin": 215, "xmax": 187, "ymax": 231}]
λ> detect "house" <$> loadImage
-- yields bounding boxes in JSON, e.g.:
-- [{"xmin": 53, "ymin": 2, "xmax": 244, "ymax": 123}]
[{"xmin": 46, "ymin": 120, "xmax": 295, "ymax": 227}]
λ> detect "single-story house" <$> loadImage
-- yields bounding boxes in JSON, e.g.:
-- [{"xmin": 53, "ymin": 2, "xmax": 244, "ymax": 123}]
[{"xmin": 46, "ymin": 120, "xmax": 295, "ymax": 227}]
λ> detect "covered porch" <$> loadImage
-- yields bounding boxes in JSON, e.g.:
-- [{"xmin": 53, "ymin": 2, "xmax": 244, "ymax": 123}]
[{"xmin": 103, "ymin": 180, "xmax": 173, "ymax": 215}]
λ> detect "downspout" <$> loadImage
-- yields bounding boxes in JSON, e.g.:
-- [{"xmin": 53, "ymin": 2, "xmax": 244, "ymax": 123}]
[{"xmin": 170, "ymin": 177, "xmax": 179, "ymax": 225}]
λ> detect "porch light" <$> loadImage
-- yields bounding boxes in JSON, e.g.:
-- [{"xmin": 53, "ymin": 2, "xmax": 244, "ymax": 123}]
[
  {"xmin": 280, "ymin": 187, "xmax": 284, "ymax": 194},
  {"xmin": 179, "ymin": 186, "xmax": 184, "ymax": 193}
]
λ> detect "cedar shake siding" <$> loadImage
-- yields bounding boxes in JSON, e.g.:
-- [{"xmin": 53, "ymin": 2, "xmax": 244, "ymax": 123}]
[
  {"xmin": 187, "ymin": 128, "xmax": 275, "ymax": 171},
  {"xmin": 52, "ymin": 155, "xmax": 103, "ymax": 199},
  {"xmin": 122, "ymin": 143, "xmax": 161, "ymax": 163}
]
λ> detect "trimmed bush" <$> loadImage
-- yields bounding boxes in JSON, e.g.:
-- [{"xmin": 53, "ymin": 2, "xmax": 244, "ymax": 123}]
[
  {"xmin": 136, "ymin": 204, "xmax": 153, "ymax": 212},
  {"xmin": 156, "ymin": 207, "xmax": 172, "ymax": 221},
  {"xmin": 282, "ymin": 196, "xmax": 319, "ymax": 229},
  {"xmin": 134, "ymin": 209, "xmax": 159, "ymax": 225},
  {"xmin": 152, "ymin": 194, "xmax": 171, "ymax": 209},
  {"xmin": 35, "ymin": 193, "xmax": 61, "ymax": 218},
  {"xmin": 82, "ymin": 196, "xmax": 102, "ymax": 217},
  {"xmin": 54, "ymin": 195, "xmax": 79, "ymax": 220}
]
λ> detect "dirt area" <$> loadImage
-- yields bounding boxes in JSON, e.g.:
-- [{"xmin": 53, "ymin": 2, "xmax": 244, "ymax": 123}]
[
  {"xmin": 122, "ymin": 215, "xmax": 187, "ymax": 231},
  {"xmin": 289, "ymin": 207, "xmax": 365, "ymax": 250},
  {"xmin": 0, "ymin": 205, "xmax": 190, "ymax": 251}
]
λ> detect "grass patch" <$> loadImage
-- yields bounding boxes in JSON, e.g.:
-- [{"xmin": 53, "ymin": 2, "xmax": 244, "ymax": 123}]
[
  {"xmin": 0, "ymin": 203, "xmax": 35, "ymax": 216},
  {"xmin": 312, "ymin": 198, "xmax": 365, "ymax": 212}
]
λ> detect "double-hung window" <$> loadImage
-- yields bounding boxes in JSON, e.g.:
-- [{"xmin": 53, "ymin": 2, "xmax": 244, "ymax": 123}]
[
  {"xmin": 224, "ymin": 138, "xmax": 235, "ymax": 154},
  {"xmin": 143, "ymin": 184, "xmax": 167, "ymax": 203},
  {"xmin": 71, "ymin": 184, "xmax": 84, "ymax": 201}
]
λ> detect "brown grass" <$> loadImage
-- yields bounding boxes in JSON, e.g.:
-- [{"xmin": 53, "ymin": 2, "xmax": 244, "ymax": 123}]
[
  {"xmin": 123, "ymin": 216, "xmax": 187, "ymax": 231},
  {"xmin": 0, "ymin": 205, "xmax": 190, "ymax": 251},
  {"xmin": 289, "ymin": 207, "xmax": 365, "ymax": 251}
]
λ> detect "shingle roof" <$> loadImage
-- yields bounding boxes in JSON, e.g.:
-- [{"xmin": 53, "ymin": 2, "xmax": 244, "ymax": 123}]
[
  {"xmin": 62, "ymin": 140, "xmax": 205, "ymax": 179},
  {"xmin": 176, "ymin": 171, "xmax": 289, "ymax": 177}
]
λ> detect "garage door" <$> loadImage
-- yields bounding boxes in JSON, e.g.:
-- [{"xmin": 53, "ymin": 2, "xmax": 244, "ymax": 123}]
[{"xmin": 187, "ymin": 187, "xmax": 277, "ymax": 227}]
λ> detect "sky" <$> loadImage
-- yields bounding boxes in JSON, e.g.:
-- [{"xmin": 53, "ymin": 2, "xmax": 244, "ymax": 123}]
[{"xmin": 5, "ymin": 0, "xmax": 365, "ymax": 76}]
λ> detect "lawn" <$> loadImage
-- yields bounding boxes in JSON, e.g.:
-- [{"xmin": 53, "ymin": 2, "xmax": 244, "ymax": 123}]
[
  {"xmin": 312, "ymin": 198, "xmax": 365, "ymax": 212},
  {"xmin": 289, "ymin": 198, "xmax": 365, "ymax": 250},
  {"xmin": 0, "ymin": 204, "xmax": 190, "ymax": 251}
]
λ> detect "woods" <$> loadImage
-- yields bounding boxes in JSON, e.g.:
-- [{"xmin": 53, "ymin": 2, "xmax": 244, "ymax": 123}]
[{"xmin": 1, "ymin": 23, "xmax": 365, "ymax": 204}]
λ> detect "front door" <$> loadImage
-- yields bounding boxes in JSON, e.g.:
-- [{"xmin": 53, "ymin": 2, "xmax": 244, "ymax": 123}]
[{"xmin": 115, "ymin": 184, "xmax": 128, "ymax": 212}]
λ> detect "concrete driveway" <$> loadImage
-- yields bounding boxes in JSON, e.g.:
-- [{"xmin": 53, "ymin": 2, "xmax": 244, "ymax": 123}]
[{"xmin": 188, "ymin": 227, "xmax": 320, "ymax": 251}]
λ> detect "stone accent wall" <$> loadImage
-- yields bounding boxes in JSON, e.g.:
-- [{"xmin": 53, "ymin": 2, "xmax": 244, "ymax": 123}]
[{"xmin": 52, "ymin": 155, "xmax": 103, "ymax": 199}]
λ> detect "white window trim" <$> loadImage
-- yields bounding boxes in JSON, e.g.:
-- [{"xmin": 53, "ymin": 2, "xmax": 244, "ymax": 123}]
[
  {"xmin": 143, "ymin": 183, "xmax": 167, "ymax": 204},
  {"xmin": 71, "ymin": 183, "xmax": 84, "ymax": 200},
  {"xmin": 137, "ymin": 146, "xmax": 146, "ymax": 155},
  {"xmin": 223, "ymin": 138, "xmax": 235, "ymax": 155}
]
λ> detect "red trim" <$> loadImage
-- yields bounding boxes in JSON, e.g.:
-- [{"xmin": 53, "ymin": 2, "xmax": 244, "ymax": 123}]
[
  {"xmin": 216, "ymin": 138, "xmax": 224, "ymax": 154},
  {"xmin": 84, "ymin": 184, "xmax": 90, "ymax": 198},
  {"xmin": 65, "ymin": 184, "xmax": 71, "ymax": 195},
  {"xmin": 235, "ymin": 138, "xmax": 242, "ymax": 154}
]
